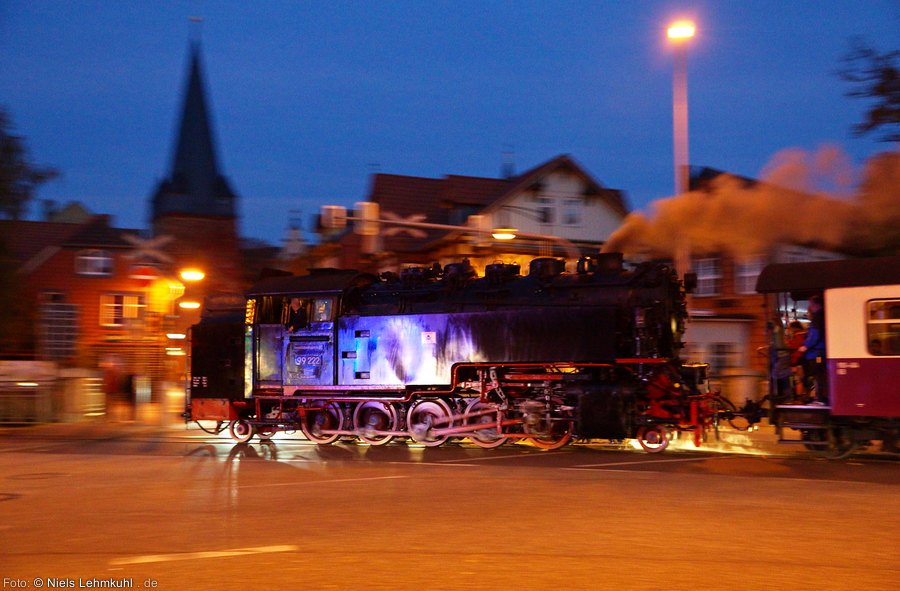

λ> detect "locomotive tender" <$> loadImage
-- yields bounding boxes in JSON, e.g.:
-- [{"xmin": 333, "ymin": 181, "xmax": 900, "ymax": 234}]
[{"xmin": 188, "ymin": 253, "xmax": 722, "ymax": 451}]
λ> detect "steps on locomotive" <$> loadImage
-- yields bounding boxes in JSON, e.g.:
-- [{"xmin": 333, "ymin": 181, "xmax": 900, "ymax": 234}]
[{"xmin": 773, "ymin": 404, "xmax": 831, "ymax": 445}]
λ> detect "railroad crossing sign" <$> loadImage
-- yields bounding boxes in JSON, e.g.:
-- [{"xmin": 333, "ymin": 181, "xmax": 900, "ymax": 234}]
[{"xmin": 122, "ymin": 234, "xmax": 174, "ymax": 264}]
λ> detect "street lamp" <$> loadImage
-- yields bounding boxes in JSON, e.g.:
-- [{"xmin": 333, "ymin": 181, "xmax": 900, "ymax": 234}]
[
  {"xmin": 180, "ymin": 269, "xmax": 205, "ymax": 281},
  {"xmin": 668, "ymin": 20, "xmax": 695, "ymax": 196},
  {"xmin": 176, "ymin": 268, "xmax": 204, "ymax": 311},
  {"xmin": 491, "ymin": 228, "xmax": 518, "ymax": 241}
]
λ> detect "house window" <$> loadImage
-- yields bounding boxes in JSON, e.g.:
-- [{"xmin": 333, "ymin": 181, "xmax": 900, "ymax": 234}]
[
  {"xmin": 76, "ymin": 250, "xmax": 113, "ymax": 277},
  {"xmin": 39, "ymin": 292, "xmax": 78, "ymax": 359},
  {"xmin": 562, "ymin": 198, "xmax": 582, "ymax": 226},
  {"xmin": 693, "ymin": 257, "xmax": 722, "ymax": 296},
  {"xmin": 735, "ymin": 255, "xmax": 766, "ymax": 294},
  {"xmin": 100, "ymin": 293, "xmax": 144, "ymax": 327},
  {"xmin": 535, "ymin": 197, "xmax": 555, "ymax": 224},
  {"xmin": 709, "ymin": 342, "xmax": 737, "ymax": 375}
]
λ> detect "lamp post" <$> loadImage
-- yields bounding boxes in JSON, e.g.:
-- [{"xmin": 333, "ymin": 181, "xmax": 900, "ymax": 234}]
[{"xmin": 668, "ymin": 21, "xmax": 695, "ymax": 196}]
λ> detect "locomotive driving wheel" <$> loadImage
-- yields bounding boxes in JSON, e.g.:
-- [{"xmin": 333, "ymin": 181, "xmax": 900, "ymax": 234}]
[
  {"xmin": 636, "ymin": 425, "xmax": 669, "ymax": 453},
  {"xmin": 407, "ymin": 399, "xmax": 454, "ymax": 447},
  {"xmin": 466, "ymin": 400, "xmax": 509, "ymax": 448},
  {"xmin": 522, "ymin": 399, "xmax": 573, "ymax": 450},
  {"xmin": 300, "ymin": 401, "xmax": 345, "ymax": 445},
  {"xmin": 229, "ymin": 418, "xmax": 254, "ymax": 443},
  {"xmin": 353, "ymin": 401, "xmax": 399, "ymax": 446}
]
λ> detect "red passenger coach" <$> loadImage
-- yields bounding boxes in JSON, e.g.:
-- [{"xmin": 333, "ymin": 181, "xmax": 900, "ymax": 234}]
[{"xmin": 756, "ymin": 256, "xmax": 900, "ymax": 457}]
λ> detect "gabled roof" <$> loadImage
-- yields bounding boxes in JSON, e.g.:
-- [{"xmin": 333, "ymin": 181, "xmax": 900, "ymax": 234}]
[
  {"xmin": 61, "ymin": 215, "xmax": 140, "ymax": 249},
  {"xmin": 481, "ymin": 154, "xmax": 628, "ymax": 218},
  {"xmin": 0, "ymin": 220, "xmax": 81, "ymax": 265},
  {"xmin": 366, "ymin": 154, "xmax": 627, "ymax": 253},
  {"xmin": 0, "ymin": 216, "xmax": 141, "ymax": 275}
]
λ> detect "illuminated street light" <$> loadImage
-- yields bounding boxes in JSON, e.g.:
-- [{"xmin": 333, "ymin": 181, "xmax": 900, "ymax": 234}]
[
  {"xmin": 668, "ymin": 20, "xmax": 695, "ymax": 195},
  {"xmin": 667, "ymin": 22, "xmax": 695, "ymax": 39},
  {"xmin": 491, "ymin": 228, "xmax": 518, "ymax": 241},
  {"xmin": 180, "ymin": 269, "xmax": 205, "ymax": 281},
  {"xmin": 178, "ymin": 301, "xmax": 201, "ymax": 310}
]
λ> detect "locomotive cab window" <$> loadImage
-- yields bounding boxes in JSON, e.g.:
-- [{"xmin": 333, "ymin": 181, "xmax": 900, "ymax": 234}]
[
  {"xmin": 866, "ymin": 299, "xmax": 900, "ymax": 355},
  {"xmin": 254, "ymin": 296, "xmax": 287, "ymax": 325},
  {"xmin": 311, "ymin": 298, "xmax": 334, "ymax": 322}
]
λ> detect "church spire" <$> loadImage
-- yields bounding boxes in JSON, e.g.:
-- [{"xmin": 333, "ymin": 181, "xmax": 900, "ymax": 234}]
[{"xmin": 151, "ymin": 41, "xmax": 237, "ymax": 221}]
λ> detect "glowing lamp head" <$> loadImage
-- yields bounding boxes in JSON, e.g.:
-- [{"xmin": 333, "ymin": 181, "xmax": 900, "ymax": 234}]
[
  {"xmin": 180, "ymin": 269, "xmax": 205, "ymax": 281},
  {"xmin": 667, "ymin": 22, "xmax": 695, "ymax": 39},
  {"xmin": 491, "ymin": 228, "xmax": 518, "ymax": 241},
  {"xmin": 179, "ymin": 301, "xmax": 201, "ymax": 310}
]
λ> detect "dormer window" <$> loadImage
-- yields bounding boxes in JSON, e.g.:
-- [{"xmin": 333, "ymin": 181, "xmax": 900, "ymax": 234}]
[{"xmin": 76, "ymin": 250, "xmax": 113, "ymax": 277}]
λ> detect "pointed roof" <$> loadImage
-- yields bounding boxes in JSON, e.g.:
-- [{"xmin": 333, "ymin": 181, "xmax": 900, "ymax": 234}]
[{"xmin": 151, "ymin": 42, "xmax": 237, "ymax": 220}]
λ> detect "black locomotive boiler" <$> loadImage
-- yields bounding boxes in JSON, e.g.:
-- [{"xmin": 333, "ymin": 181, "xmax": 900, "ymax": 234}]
[{"xmin": 187, "ymin": 254, "xmax": 725, "ymax": 451}]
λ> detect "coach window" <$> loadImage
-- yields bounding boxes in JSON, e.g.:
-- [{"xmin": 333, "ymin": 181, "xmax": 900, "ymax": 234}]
[{"xmin": 866, "ymin": 299, "xmax": 900, "ymax": 355}]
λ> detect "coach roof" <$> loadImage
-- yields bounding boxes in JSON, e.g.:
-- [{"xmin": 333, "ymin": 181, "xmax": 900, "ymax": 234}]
[{"xmin": 756, "ymin": 256, "xmax": 900, "ymax": 297}]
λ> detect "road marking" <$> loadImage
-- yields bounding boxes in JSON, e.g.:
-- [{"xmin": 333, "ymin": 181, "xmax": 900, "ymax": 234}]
[
  {"xmin": 110, "ymin": 544, "xmax": 298, "ymax": 565},
  {"xmin": 390, "ymin": 461, "xmax": 478, "ymax": 467},
  {"xmin": 235, "ymin": 475, "xmax": 408, "ymax": 489},
  {"xmin": 439, "ymin": 450, "xmax": 571, "ymax": 463},
  {"xmin": 570, "ymin": 455, "xmax": 734, "ymax": 469}
]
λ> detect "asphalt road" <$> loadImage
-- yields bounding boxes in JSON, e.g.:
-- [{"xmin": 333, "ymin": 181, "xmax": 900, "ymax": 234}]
[{"xmin": 1, "ymin": 424, "xmax": 898, "ymax": 591}]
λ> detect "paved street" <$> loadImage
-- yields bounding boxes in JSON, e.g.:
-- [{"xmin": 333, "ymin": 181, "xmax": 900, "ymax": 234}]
[{"xmin": 1, "ymin": 423, "xmax": 899, "ymax": 591}]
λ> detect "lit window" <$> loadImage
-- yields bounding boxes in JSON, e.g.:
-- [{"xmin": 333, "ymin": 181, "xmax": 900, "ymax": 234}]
[
  {"xmin": 100, "ymin": 293, "xmax": 145, "ymax": 327},
  {"xmin": 76, "ymin": 250, "xmax": 113, "ymax": 276},
  {"xmin": 866, "ymin": 299, "xmax": 900, "ymax": 355},
  {"xmin": 693, "ymin": 257, "xmax": 722, "ymax": 297}
]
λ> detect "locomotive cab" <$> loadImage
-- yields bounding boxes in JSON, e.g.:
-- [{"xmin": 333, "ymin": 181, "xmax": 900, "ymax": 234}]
[{"xmin": 244, "ymin": 270, "xmax": 377, "ymax": 395}]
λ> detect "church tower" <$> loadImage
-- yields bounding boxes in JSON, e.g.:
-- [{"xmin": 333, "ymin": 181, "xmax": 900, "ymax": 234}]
[{"xmin": 151, "ymin": 42, "xmax": 242, "ymax": 292}]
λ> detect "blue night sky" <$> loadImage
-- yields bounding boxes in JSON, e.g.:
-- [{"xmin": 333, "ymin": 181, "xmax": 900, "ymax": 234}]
[{"xmin": 1, "ymin": 1, "xmax": 898, "ymax": 243}]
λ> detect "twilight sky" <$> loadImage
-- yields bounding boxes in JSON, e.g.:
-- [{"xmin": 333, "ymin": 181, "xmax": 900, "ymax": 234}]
[{"xmin": 1, "ymin": 0, "xmax": 898, "ymax": 244}]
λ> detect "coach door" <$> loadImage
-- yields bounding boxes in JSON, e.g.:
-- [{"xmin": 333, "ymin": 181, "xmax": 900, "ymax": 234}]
[{"xmin": 283, "ymin": 297, "xmax": 337, "ymax": 387}]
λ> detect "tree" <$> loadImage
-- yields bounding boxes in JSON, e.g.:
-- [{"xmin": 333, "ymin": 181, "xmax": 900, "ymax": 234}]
[
  {"xmin": 839, "ymin": 38, "xmax": 900, "ymax": 143},
  {"xmin": 0, "ymin": 107, "xmax": 59, "ymax": 220}
]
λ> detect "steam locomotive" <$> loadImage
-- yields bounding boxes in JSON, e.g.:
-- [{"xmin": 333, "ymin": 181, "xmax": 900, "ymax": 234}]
[{"xmin": 187, "ymin": 253, "xmax": 731, "ymax": 451}]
